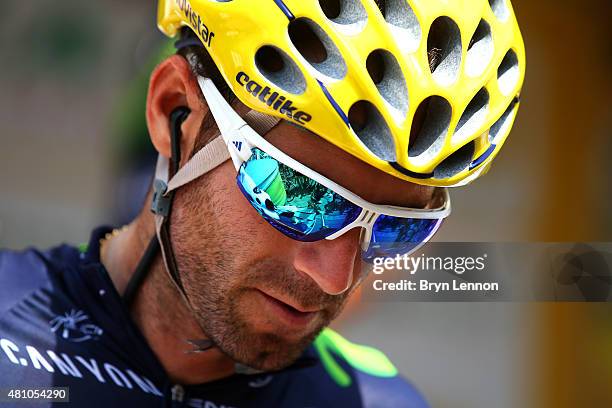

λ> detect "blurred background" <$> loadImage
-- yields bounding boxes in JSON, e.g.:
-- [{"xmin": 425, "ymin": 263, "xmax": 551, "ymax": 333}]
[{"xmin": 0, "ymin": 0, "xmax": 610, "ymax": 407}]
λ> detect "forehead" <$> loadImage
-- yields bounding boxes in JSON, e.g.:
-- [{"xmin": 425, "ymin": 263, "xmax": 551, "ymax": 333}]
[{"xmin": 264, "ymin": 121, "xmax": 435, "ymax": 208}]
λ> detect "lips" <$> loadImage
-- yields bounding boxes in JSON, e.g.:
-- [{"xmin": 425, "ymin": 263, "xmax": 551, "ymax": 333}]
[{"xmin": 255, "ymin": 289, "xmax": 319, "ymax": 328}]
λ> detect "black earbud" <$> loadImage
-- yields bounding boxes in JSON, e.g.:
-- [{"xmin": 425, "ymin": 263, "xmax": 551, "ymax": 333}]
[{"xmin": 169, "ymin": 107, "xmax": 190, "ymax": 175}]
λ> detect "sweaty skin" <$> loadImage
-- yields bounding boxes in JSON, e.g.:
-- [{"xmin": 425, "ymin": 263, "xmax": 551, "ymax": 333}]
[{"xmin": 101, "ymin": 55, "xmax": 434, "ymax": 385}]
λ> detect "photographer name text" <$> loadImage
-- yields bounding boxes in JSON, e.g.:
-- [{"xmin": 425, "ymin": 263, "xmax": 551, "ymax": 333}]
[{"xmin": 370, "ymin": 253, "xmax": 499, "ymax": 293}]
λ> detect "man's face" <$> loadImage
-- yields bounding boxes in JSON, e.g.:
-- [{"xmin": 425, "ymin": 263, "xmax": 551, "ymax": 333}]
[{"xmin": 170, "ymin": 120, "xmax": 434, "ymax": 371}]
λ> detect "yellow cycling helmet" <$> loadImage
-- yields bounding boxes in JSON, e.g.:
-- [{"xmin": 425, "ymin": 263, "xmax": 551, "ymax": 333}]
[{"xmin": 157, "ymin": 0, "xmax": 525, "ymax": 187}]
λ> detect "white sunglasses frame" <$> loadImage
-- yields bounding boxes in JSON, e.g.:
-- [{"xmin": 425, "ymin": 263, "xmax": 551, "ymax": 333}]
[{"xmin": 197, "ymin": 76, "xmax": 451, "ymax": 249}]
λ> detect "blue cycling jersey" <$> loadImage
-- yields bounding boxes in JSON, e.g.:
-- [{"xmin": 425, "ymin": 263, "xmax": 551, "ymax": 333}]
[{"xmin": 0, "ymin": 227, "xmax": 429, "ymax": 407}]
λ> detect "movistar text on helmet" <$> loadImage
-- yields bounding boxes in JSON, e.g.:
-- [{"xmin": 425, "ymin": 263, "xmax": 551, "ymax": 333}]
[
  {"xmin": 176, "ymin": 0, "xmax": 215, "ymax": 47},
  {"xmin": 236, "ymin": 72, "xmax": 312, "ymax": 125}
]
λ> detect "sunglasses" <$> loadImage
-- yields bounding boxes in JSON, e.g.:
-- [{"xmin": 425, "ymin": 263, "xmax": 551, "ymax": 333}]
[{"xmin": 198, "ymin": 77, "xmax": 451, "ymax": 260}]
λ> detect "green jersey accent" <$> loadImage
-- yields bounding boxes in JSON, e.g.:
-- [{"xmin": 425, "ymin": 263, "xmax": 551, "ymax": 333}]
[{"xmin": 313, "ymin": 328, "xmax": 398, "ymax": 387}]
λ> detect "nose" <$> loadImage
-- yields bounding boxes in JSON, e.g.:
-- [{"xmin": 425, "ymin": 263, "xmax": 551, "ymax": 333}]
[{"xmin": 292, "ymin": 228, "xmax": 361, "ymax": 295}]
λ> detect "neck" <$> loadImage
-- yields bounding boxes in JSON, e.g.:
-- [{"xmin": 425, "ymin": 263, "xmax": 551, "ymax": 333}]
[{"xmin": 101, "ymin": 202, "xmax": 235, "ymax": 384}]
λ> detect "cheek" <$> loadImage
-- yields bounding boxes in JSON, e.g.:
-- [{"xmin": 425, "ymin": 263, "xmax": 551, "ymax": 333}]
[{"xmin": 206, "ymin": 163, "xmax": 291, "ymax": 260}]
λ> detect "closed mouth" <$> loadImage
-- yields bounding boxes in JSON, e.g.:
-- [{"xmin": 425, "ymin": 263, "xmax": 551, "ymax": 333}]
[{"xmin": 256, "ymin": 289, "xmax": 319, "ymax": 326}]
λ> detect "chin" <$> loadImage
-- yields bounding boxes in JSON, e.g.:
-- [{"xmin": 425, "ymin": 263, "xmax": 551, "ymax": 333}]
[
  {"xmin": 231, "ymin": 331, "xmax": 316, "ymax": 371},
  {"xmin": 212, "ymin": 318, "xmax": 324, "ymax": 372},
  {"xmin": 193, "ymin": 287, "xmax": 333, "ymax": 371}
]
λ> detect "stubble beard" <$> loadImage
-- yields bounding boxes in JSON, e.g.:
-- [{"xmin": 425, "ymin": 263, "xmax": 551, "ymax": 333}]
[
  {"xmin": 178, "ymin": 251, "xmax": 346, "ymax": 371},
  {"xmin": 170, "ymin": 179, "xmax": 348, "ymax": 371}
]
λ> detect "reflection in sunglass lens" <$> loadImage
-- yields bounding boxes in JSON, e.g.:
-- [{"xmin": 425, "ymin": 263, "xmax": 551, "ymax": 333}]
[
  {"xmin": 237, "ymin": 148, "xmax": 362, "ymax": 241},
  {"xmin": 362, "ymin": 216, "xmax": 442, "ymax": 261}
]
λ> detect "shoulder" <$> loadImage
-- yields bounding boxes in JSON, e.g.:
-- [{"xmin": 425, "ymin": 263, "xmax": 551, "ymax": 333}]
[
  {"xmin": 309, "ymin": 328, "xmax": 430, "ymax": 408},
  {"xmin": 0, "ymin": 244, "xmax": 81, "ymax": 314}
]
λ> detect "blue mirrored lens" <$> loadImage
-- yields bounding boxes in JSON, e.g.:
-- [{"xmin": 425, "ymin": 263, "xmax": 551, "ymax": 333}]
[
  {"xmin": 362, "ymin": 216, "xmax": 442, "ymax": 261},
  {"xmin": 237, "ymin": 148, "xmax": 362, "ymax": 242}
]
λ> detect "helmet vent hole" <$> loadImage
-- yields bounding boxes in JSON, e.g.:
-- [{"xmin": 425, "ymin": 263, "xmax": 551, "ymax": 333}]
[
  {"xmin": 427, "ymin": 17, "xmax": 462, "ymax": 86},
  {"xmin": 366, "ymin": 50, "xmax": 385, "ymax": 84},
  {"xmin": 289, "ymin": 18, "xmax": 328, "ymax": 64},
  {"xmin": 348, "ymin": 101, "xmax": 396, "ymax": 162},
  {"xmin": 381, "ymin": 0, "xmax": 421, "ymax": 53},
  {"xmin": 453, "ymin": 88, "xmax": 489, "ymax": 144},
  {"xmin": 465, "ymin": 20, "xmax": 493, "ymax": 77},
  {"xmin": 497, "ymin": 49, "xmax": 519, "ymax": 96},
  {"xmin": 433, "ymin": 141, "xmax": 475, "ymax": 179},
  {"xmin": 288, "ymin": 18, "xmax": 347, "ymax": 79},
  {"xmin": 255, "ymin": 46, "xmax": 307, "ymax": 95},
  {"xmin": 366, "ymin": 49, "xmax": 409, "ymax": 115},
  {"xmin": 319, "ymin": 0, "xmax": 341, "ymax": 19},
  {"xmin": 489, "ymin": 97, "xmax": 518, "ymax": 143},
  {"xmin": 256, "ymin": 46, "xmax": 285, "ymax": 73},
  {"xmin": 489, "ymin": 0, "xmax": 509, "ymax": 22},
  {"xmin": 318, "ymin": 0, "xmax": 367, "ymax": 34},
  {"xmin": 409, "ymin": 96, "xmax": 452, "ymax": 162}
]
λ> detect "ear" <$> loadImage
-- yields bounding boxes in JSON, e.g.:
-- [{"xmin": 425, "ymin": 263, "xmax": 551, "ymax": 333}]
[{"xmin": 146, "ymin": 54, "xmax": 207, "ymax": 164}]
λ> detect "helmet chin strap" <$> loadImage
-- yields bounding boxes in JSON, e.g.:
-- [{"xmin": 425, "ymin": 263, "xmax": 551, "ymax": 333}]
[{"xmin": 123, "ymin": 103, "xmax": 279, "ymax": 375}]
